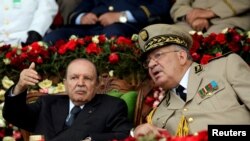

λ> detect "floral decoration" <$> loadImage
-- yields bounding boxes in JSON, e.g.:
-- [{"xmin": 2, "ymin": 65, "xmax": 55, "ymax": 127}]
[
  {"xmin": 119, "ymin": 130, "xmax": 208, "ymax": 141},
  {"xmin": 190, "ymin": 27, "xmax": 250, "ymax": 64},
  {"xmin": 0, "ymin": 34, "xmax": 146, "ymax": 95}
]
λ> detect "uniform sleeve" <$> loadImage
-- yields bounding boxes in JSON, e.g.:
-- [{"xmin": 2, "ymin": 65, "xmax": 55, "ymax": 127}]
[
  {"xmin": 226, "ymin": 53, "xmax": 250, "ymax": 110},
  {"xmin": 29, "ymin": 0, "xmax": 59, "ymax": 36},
  {"xmin": 170, "ymin": 0, "xmax": 193, "ymax": 22},
  {"xmin": 131, "ymin": 0, "xmax": 172, "ymax": 24},
  {"xmin": 210, "ymin": 0, "xmax": 250, "ymax": 18}
]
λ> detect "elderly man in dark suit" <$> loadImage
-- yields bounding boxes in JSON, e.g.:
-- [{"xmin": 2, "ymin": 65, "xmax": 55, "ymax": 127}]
[
  {"xmin": 43, "ymin": 0, "xmax": 172, "ymax": 44},
  {"xmin": 3, "ymin": 58, "xmax": 132, "ymax": 141},
  {"xmin": 132, "ymin": 24, "xmax": 250, "ymax": 137}
]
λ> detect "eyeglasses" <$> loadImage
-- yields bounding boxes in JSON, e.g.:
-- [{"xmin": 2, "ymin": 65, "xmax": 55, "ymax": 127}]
[{"xmin": 143, "ymin": 50, "xmax": 179, "ymax": 68}]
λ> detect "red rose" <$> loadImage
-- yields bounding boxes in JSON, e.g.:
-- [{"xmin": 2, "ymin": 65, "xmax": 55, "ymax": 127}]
[
  {"xmin": 108, "ymin": 53, "xmax": 119, "ymax": 64},
  {"xmin": 98, "ymin": 34, "xmax": 106, "ymax": 43},
  {"xmin": 85, "ymin": 43, "xmax": 101, "ymax": 55},
  {"xmin": 215, "ymin": 33, "xmax": 226, "ymax": 45},
  {"xmin": 200, "ymin": 54, "xmax": 214, "ymax": 64}
]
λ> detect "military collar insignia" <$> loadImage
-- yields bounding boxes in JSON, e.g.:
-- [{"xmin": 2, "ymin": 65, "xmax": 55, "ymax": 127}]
[
  {"xmin": 198, "ymin": 81, "xmax": 218, "ymax": 98},
  {"xmin": 194, "ymin": 64, "xmax": 203, "ymax": 74}
]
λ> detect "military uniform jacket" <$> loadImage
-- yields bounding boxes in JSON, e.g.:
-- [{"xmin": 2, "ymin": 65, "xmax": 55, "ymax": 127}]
[
  {"xmin": 3, "ymin": 87, "xmax": 132, "ymax": 141},
  {"xmin": 170, "ymin": 0, "xmax": 250, "ymax": 31},
  {"xmin": 152, "ymin": 53, "xmax": 250, "ymax": 135},
  {"xmin": 0, "ymin": 0, "xmax": 58, "ymax": 45}
]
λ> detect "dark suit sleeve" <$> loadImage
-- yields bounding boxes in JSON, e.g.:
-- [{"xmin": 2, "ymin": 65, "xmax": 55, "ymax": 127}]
[
  {"xmin": 2, "ymin": 85, "xmax": 40, "ymax": 132},
  {"xmin": 130, "ymin": 0, "xmax": 172, "ymax": 24},
  {"xmin": 89, "ymin": 97, "xmax": 132, "ymax": 141}
]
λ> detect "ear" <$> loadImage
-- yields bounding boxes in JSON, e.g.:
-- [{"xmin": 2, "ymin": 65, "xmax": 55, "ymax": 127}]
[{"xmin": 178, "ymin": 50, "xmax": 188, "ymax": 65}]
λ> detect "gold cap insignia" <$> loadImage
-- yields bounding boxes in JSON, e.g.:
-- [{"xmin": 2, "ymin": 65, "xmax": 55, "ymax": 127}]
[{"xmin": 139, "ymin": 29, "xmax": 148, "ymax": 41}]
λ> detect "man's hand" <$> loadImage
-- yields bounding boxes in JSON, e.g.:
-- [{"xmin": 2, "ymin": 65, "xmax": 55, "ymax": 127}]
[
  {"xmin": 191, "ymin": 18, "xmax": 209, "ymax": 32},
  {"xmin": 186, "ymin": 8, "xmax": 215, "ymax": 25},
  {"xmin": 98, "ymin": 12, "xmax": 120, "ymax": 26},
  {"xmin": 13, "ymin": 62, "xmax": 41, "ymax": 95},
  {"xmin": 80, "ymin": 13, "xmax": 98, "ymax": 25},
  {"xmin": 134, "ymin": 123, "xmax": 167, "ymax": 138},
  {"xmin": 25, "ymin": 31, "xmax": 42, "ymax": 45}
]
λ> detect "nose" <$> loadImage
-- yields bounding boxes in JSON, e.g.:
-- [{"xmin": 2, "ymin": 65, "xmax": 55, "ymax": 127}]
[
  {"xmin": 148, "ymin": 58, "xmax": 158, "ymax": 69},
  {"xmin": 77, "ymin": 78, "xmax": 85, "ymax": 86}
]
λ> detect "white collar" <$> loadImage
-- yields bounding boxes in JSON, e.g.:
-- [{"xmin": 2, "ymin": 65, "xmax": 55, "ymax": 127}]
[
  {"xmin": 69, "ymin": 100, "xmax": 84, "ymax": 112},
  {"xmin": 179, "ymin": 67, "xmax": 191, "ymax": 89}
]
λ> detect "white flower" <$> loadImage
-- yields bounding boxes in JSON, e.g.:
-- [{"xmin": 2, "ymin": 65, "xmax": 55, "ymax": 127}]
[
  {"xmin": 69, "ymin": 35, "xmax": 78, "ymax": 40},
  {"xmin": 92, "ymin": 35, "xmax": 99, "ymax": 44},
  {"xmin": 247, "ymin": 31, "xmax": 250, "ymax": 38},
  {"xmin": 3, "ymin": 58, "xmax": 11, "ymax": 65},
  {"xmin": 197, "ymin": 31, "xmax": 203, "ymax": 35},
  {"xmin": 2, "ymin": 76, "xmax": 14, "ymax": 89},
  {"xmin": 109, "ymin": 70, "xmax": 114, "ymax": 77},
  {"xmin": 38, "ymin": 79, "xmax": 53, "ymax": 89},
  {"xmin": 0, "ymin": 89, "xmax": 5, "ymax": 101},
  {"xmin": 53, "ymin": 82, "xmax": 65, "ymax": 94},
  {"xmin": 38, "ymin": 41, "xmax": 48, "ymax": 49},
  {"xmin": 189, "ymin": 30, "xmax": 197, "ymax": 35},
  {"xmin": 221, "ymin": 28, "xmax": 229, "ymax": 33}
]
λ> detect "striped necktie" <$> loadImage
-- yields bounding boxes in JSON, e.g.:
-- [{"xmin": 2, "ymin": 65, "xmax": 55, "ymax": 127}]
[{"xmin": 65, "ymin": 106, "xmax": 81, "ymax": 127}]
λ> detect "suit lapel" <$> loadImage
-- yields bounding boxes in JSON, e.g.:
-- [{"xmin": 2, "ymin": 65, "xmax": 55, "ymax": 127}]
[
  {"xmin": 71, "ymin": 95, "xmax": 101, "ymax": 127},
  {"xmin": 52, "ymin": 96, "xmax": 69, "ymax": 134}
]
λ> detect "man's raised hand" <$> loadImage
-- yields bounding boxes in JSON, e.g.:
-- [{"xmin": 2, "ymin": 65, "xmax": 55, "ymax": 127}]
[{"xmin": 13, "ymin": 62, "xmax": 41, "ymax": 95}]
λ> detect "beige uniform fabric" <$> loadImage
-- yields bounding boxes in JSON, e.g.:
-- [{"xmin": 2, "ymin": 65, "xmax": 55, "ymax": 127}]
[
  {"xmin": 170, "ymin": 0, "xmax": 250, "ymax": 34},
  {"xmin": 152, "ymin": 53, "xmax": 250, "ymax": 135}
]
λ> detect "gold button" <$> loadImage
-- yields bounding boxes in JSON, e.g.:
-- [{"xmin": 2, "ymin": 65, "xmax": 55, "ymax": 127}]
[
  {"xmin": 207, "ymin": 92, "xmax": 213, "ymax": 96},
  {"xmin": 108, "ymin": 6, "xmax": 114, "ymax": 11},
  {"xmin": 188, "ymin": 117, "xmax": 194, "ymax": 122},
  {"xmin": 183, "ymin": 108, "xmax": 188, "ymax": 111}
]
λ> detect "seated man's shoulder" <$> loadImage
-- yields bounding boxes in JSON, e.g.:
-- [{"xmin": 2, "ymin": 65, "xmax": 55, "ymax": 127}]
[{"xmin": 208, "ymin": 52, "xmax": 240, "ymax": 63}]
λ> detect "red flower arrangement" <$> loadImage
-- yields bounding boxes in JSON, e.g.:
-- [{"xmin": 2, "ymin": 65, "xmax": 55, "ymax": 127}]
[
  {"xmin": 190, "ymin": 28, "xmax": 250, "ymax": 65},
  {"xmin": 119, "ymin": 130, "xmax": 208, "ymax": 141},
  {"xmin": 0, "ymin": 35, "xmax": 146, "ymax": 88}
]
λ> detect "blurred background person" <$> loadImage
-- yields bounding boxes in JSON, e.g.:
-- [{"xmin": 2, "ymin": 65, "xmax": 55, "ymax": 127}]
[
  {"xmin": 0, "ymin": 0, "xmax": 58, "ymax": 46},
  {"xmin": 56, "ymin": 0, "xmax": 82, "ymax": 25},
  {"xmin": 43, "ymin": 0, "xmax": 173, "ymax": 44},
  {"xmin": 170, "ymin": 0, "xmax": 250, "ymax": 34}
]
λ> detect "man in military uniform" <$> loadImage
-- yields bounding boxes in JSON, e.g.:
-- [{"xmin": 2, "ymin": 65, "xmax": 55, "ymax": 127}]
[
  {"xmin": 43, "ymin": 0, "xmax": 173, "ymax": 43},
  {"xmin": 170, "ymin": 0, "xmax": 250, "ymax": 34},
  {"xmin": 133, "ymin": 24, "xmax": 250, "ymax": 137}
]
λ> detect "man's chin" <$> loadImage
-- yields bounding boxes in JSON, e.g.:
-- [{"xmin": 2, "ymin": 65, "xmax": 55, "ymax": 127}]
[{"xmin": 154, "ymin": 80, "xmax": 165, "ymax": 87}]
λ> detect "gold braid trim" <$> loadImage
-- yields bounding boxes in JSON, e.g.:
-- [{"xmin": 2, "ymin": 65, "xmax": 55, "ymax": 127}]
[
  {"xmin": 146, "ymin": 108, "xmax": 157, "ymax": 124},
  {"xmin": 144, "ymin": 35, "xmax": 188, "ymax": 51},
  {"xmin": 223, "ymin": 0, "xmax": 237, "ymax": 15},
  {"xmin": 175, "ymin": 115, "xmax": 189, "ymax": 137},
  {"xmin": 140, "ymin": 5, "xmax": 151, "ymax": 18}
]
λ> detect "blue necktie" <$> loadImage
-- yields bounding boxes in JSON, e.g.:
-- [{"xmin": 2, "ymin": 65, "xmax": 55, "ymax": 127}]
[
  {"xmin": 65, "ymin": 106, "xmax": 81, "ymax": 127},
  {"xmin": 176, "ymin": 85, "xmax": 187, "ymax": 101}
]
